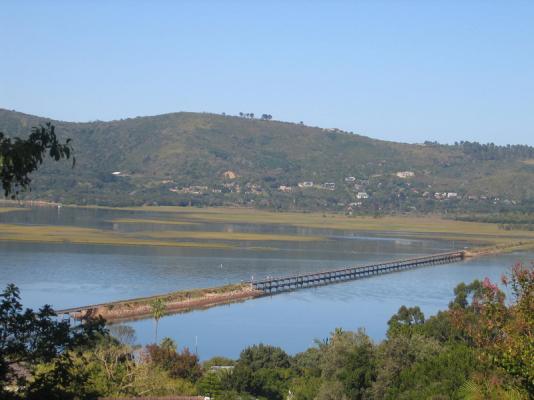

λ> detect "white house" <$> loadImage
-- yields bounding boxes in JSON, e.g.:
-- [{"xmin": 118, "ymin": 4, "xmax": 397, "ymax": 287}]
[
  {"xmin": 278, "ymin": 185, "xmax": 293, "ymax": 193},
  {"xmin": 356, "ymin": 192, "xmax": 369, "ymax": 199},
  {"xmin": 298, "ymin": 181, "xmax": 314, "ymax": 188},
  {"xmin": 396, "ymin": 171, "xmax": 415, "ymax": 179}
]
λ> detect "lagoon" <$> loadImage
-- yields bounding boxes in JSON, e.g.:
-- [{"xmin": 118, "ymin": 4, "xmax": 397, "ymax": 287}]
[{"xmin": 0, "ymin": 206, "xmax": 531, "ymax": 359}]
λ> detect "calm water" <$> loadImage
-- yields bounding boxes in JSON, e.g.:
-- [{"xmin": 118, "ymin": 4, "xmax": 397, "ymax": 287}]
[{"xmin": 1, "ymin": 207, "xmax": 531, "ymax": 360}]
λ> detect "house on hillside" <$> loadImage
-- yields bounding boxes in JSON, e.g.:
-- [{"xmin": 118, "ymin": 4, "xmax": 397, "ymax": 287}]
[
  {"xmin": 278, "ymin": 185, "xmax": 293, "ymax": 193},
  {"xmin": 222, "ymin": 170, "xmax": 237, "ymax": 180},
  {"xmin": 447, "ymin": 192, "xmax": 458, "ymax": 199},
  {"xmin": 344, "ymin": 176, "xmax": 356, "ymax": 182},
  {"xmin": 246, "ymin": 183, "xmax": 263, "ymax": 195},
  {"xmin": 323, "ymin": 182, "xmax": 336, "ymax": 190},
  {"xmin": 298, "ymin": 181, "xmax": 314, "ymax": 188},
  {"xmin": 396, "ymin": 171, "xmax": 415, "ymax": 179},
  {"xmin": 356, "ymin": 192, "xmax": 369, "ymax": 199},
  {"xmin": 170, "ymin": 186, "xmax": 208, "ymax": 195}
]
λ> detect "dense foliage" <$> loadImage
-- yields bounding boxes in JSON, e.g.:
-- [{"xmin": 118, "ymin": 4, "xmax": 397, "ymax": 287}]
[
  {"xmin": 0, "ymin": 123, "xmax": 74, "ymax": 197},
  {"xmin": 451, "ymin": 212, "xmax": 534, "ymax": 231},
  {"xmin": 0, "ymin": 284, "xmax": 105, "ymax": 399},
  {"xmin": 1, "ymin": 109, "xmax": 532, "ymax": 213},
  {"xmin": 1, "ymin": 263, "xmax": 532, "ymax": 399},
  {"xmin": 451, "ymin": 141, "xmax": 534, "ymax": 161}
]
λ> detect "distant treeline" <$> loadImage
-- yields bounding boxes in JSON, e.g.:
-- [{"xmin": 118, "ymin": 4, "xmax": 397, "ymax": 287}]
[
  {"xmin": 451, "ymin": 212, "xmax": 534, "ymax": 231},
  {"xmin": 452, "ymin": 212, "xmax": 534, "ymax": 224},
  {"xmin": 425, "ymin": 140, "xmax": 534, "ymax": 160}
]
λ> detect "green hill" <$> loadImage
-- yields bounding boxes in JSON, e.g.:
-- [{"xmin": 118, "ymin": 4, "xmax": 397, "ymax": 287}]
[{"xmin": 1, "ymin": 108, "xmax": 533, "ymax": 213}]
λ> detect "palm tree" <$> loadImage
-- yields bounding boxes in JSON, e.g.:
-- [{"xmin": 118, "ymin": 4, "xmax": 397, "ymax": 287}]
[{"xmin": 150, "ymin": 298, "xmax": 166, "ymax": 343}]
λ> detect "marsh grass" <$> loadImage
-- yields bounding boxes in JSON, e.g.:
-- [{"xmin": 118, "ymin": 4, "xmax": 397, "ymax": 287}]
[
  {"xmin": 136, "ymin": 230, "xmax": 324, "ymax": 242},
  {"xmin": 110, "ymin": 218, "xmax": 197, "ymax": 226},
  {"xmin": 3, "ymin": 206, "xmax": 534, "ymax": 249},
  {"xmin": 0, "ymin": 223, "xmax": 233, "ymax": 249},
  {"xmin": 95, "ymin": 206, "xmax": 534, "ymax": 242},
  {"xmin": 0, "ymin": 207, "xmax": 28, "ymax": 214},
  {"xmin": 0, "ymin": 221, "xmax": 323, "ymax": 248}
]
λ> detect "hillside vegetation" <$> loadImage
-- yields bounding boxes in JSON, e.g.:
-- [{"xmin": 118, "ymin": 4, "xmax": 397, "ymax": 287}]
[{"xmin": 1, "ymin": 109, "xmax": 533, "ymax": 213}]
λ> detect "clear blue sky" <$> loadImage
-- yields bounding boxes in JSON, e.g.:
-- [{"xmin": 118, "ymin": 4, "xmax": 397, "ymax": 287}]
[{"xmin": 1, "ymin": 1, "xmax": 533, "ymax": 145}]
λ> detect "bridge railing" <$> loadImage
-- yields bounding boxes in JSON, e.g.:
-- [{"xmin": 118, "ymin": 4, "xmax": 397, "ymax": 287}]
[{"xmin": 251, "ymin": 251, "xmax": 464, "ymax": 291}]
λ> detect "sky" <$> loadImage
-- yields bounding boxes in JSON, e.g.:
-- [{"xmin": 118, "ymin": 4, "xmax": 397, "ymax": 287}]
[{"xmin": 1, "ymin": 1, "xmax": 533, "ymax": 145}]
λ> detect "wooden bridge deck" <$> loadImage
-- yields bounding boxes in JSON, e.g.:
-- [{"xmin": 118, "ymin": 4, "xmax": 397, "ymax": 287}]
[{"xmin": 251, "ymin": 251, "xmax": 465, "ymax": 294}]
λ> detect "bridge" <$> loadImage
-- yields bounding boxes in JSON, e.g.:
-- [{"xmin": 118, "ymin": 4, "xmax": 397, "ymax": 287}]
[
  {"xmin": 55, "ymin": 251, "xmax": 465, "ymax": 319},
  {"xmin": 251, "ymin": 251, "xmax": 465, "ymax": 294}
]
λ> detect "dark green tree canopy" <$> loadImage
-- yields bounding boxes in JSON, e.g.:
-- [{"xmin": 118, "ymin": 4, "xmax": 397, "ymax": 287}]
[
  {"xmin": 0, "ymin": 123, "xmax": 74, "ymax": 197},
  {"xmin": 387, "ymin": 305, "xmax": 425, "ymax": 338},
  {"xmin": 0, "ymin": 284, "xmax": 106, "ymax": 399}
]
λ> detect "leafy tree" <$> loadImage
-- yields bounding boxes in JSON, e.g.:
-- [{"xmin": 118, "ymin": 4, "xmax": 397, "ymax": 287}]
[
  {"xmin": 231, "ymin": 344, "xmax": 292, "ymax": 399},
  {"xmin": 77, "ymin": 336, "xmax": 197, "ymax": 397},
  {"xmin": 317, "ymin": 328, "xmax": 376, "ymax": 400},
  {"xmin": 288, "ymin": 375, "xmax": 322, "ymax": 400},
  {"xmin": 197, "ymin": 370, "xmax": 225, "ymax": 398},
  {"xmin": 0, "ymin": 284, "xmax": 106, "ymax": 399},
  {"xmin": 393, "ymin": 343, "xmax": 478, "ymax": 400},
  {"xmin": 419, "ymin": 310, "xmax": 462, "ymax": 343},
  {"xmin": 202, "ymin": 355, "xmax": 236, "ymax": 370},
  {"xmin": 372, "ymin": 334, "xmax": 441, "ymax": 399},
  {"xmin": 237, "ymin": 343, "xmax": 291, "ymax": 371},
  {"xmin": 451, "ymin": 263, "xmax": 534, "ymax": 394},
  {"xmin": 146, "ymin": 338, "xmax": 202, "ymax": 382},
  {"xmin": 73, "ymin": 336, "xmax": 136, "ymax": 396},
  {"xmin": 0, "ymin": 123, "xmax": 74, "ymax": 197},
  {"xmin": 387, "ymin": 305, "xmax": 425, "ymax": 338},
  {"xmin": 24, "ymin": 351, "xmax": 99, "ymax": 400},
  {"xmin": 449, "ymin": 280, "xmax": 483, "ymax": 310}
]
